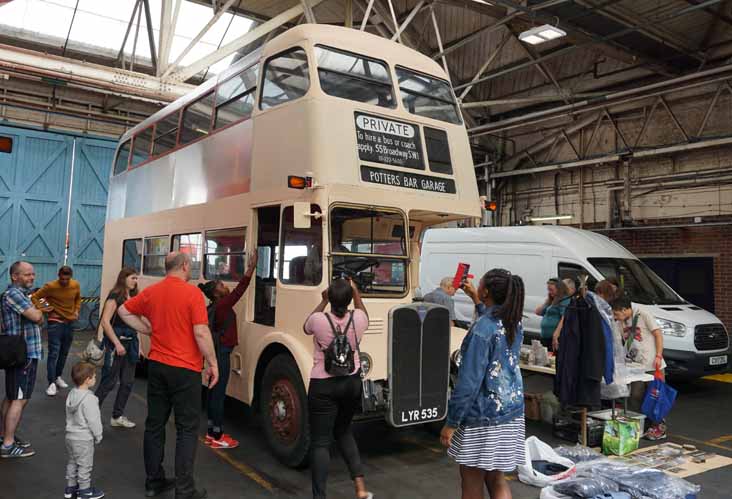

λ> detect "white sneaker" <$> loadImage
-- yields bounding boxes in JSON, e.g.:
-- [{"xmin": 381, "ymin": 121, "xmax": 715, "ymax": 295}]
[
  {"xmin": 55, "ymin": 377, "xmax": 69, "ymax": 389},
  {"xmin": 46, "ymin": 383, "xmax": 57, "ymax": 396},
  {"xmin": 110, "ymin": 416, "xmax": 136, "ymax": 428}
]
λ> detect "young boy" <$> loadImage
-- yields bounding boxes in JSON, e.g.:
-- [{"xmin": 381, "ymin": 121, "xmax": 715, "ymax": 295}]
[
  {"xmin": 611, "ymin": 296, "xmax": 668, "ymax": 441},
  {"xmin": 65, "ymin": 362, "xmax": 105, "ymax": 499}
]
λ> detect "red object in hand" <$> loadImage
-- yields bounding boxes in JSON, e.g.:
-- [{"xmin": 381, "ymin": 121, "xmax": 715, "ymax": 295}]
[{"xmin": 452, "ymin": 263, "xmax": 474, "ymax": 289}]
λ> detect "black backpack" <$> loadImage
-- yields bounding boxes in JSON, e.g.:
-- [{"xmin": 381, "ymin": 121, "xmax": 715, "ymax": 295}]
[
  {"xmin": 323, "ymin": 311, "xmax": 358, "ymax": 377},
  {"xmin": 0, "ymin": 290, "xmax": 28, "ymax": 369}
]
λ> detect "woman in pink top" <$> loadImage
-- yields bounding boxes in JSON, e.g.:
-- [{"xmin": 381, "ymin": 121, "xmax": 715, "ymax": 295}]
[{"xmin": 304, "ymin": 278, "xmax": 372, "ymax": 499}]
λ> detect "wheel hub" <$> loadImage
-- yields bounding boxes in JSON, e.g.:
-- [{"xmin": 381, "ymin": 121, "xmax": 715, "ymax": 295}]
[{"xmin": 269, "ymin": 379, "xmax": 300, "ymax": 444}]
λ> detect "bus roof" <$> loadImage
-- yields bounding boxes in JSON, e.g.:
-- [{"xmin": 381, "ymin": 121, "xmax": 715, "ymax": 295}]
[{"xmin": 120, "ymin": 24, "xmax": 451, "ymax": 144}]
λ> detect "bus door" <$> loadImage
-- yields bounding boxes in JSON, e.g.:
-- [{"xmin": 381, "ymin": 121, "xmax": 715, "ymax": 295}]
[
  {"xmin": 254, "ymin": 206, "xmax": 281, "ymax": 326},
  {"xmin": 275, "ymin": 203, "xmax": 324, "ymax": 325}
]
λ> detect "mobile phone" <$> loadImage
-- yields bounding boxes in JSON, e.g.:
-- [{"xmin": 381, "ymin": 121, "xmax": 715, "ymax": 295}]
[{"xmin": 452, "ymin": 263, "xmax": 473, "ymax": 289}]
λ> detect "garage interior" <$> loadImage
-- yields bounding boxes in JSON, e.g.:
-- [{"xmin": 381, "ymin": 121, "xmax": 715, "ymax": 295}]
[{"xmin": 0, "ymin": 1, "xmax": 731, "ymax": 498}]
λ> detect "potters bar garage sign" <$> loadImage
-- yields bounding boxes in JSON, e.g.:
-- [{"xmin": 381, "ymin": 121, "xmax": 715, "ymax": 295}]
[{"xmin": 355, "ymin": 112, "xmax": 423, "ymax": 169}]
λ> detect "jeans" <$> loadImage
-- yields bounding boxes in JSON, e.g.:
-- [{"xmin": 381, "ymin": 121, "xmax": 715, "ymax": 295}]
[
  {"xmin": 47, "ymin": 321, "xmax": 74, "ymax": 385},
  {"xmin": 207, "ymin": 346, "xmax": 232, "ymax": 438},
  {"xmin": 308, "ymin": 374, "xmax": 364, "ymax": 499},
  {"xmin": 96, "ymin": 340, "xmax": 137, "ymax": 419},
  {"xmin": 144, "ymin": 361, "xmax": 201, "ymax": 497}
]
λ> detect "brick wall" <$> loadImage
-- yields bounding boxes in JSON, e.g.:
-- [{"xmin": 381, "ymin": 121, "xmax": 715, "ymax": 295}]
[{"xmin": 600, "ymin": 223, "xmax": 732, "ymax": 332}]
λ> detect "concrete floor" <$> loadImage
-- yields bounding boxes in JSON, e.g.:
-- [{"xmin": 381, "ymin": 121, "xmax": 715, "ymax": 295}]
[{"xmin": 2, "ymin": 331, "xmax": 731, "ymax": 499}]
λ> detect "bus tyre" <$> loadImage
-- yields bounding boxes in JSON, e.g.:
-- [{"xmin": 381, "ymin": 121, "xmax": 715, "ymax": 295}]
[{"xmin": 260, "ymin": 354, "xmax": 310, "ymax": 468}]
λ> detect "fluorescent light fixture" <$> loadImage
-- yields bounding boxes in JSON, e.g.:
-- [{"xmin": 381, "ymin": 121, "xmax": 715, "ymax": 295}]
[
  {"xmin": 519, "ymin": 24, "xmax": 567, "ymax": 45},
  {"xmin": 529, "ymin": 215, "xmax": 573, "ymax": 222}
]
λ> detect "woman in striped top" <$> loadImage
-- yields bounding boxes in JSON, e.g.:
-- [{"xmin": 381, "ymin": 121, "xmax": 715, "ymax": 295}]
[{"xmin": 440, "ymin": 269, "xmax": 526, "ymax": 499}]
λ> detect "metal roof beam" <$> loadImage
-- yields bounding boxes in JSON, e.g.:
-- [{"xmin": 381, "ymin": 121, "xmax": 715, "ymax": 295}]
[
  {"xmin": 0, "ymin": 43, "xmax": 194, "ymax": 102},
  {"xmin": 166, "ymin": 0, "xmax": 325, "ymax": 82}
]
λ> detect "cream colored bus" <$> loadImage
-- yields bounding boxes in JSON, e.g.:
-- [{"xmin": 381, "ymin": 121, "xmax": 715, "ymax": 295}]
[{"xmin": 103, "ymin": 24, "xmax": 479, "ymax": 466}]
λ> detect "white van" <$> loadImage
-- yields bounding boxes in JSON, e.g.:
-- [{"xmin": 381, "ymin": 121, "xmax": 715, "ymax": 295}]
[{"xmin": 420, "ymin": 226, "xmax": 730, "ymax": 379}]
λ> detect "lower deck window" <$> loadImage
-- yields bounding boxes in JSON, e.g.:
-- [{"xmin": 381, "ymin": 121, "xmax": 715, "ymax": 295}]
[{"xmin": 143, "ymin": 236, "xmax": 169, "ymax": 276}]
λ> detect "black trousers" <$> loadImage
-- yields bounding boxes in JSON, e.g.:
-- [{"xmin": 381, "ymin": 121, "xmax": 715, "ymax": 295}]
[
  {"xmin": 308, "ymin": 374, "xmax": 364, "ymax": 499},
  {"xmin": 144, "ymin": 361, "xmax": 201, "ymax": 497},
  {"xmin": 95, "ymin": 346, "xmax": 136, "ymax": 419}
]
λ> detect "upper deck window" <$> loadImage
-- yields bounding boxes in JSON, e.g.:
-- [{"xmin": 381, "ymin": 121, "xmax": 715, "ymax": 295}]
[
  {"xmin": 395, "ymin": 66, "xmax": 461, "ymax": 125},
  {"xmin": 424, "ymin": 127, "xmax": 453, "ymax": 174},
  {"xmin": 260, "ymin": 48, "xmax": 310, "ymax": 110},
  {"xmin": 215, "ymin": 65, "xmax": 258, "ymax": 129},
  {"xmin": 153, "ymin": 111, "xmax": 180, "ymax": 156},
  {"xmin": 113, "ymin": 139, "xmax": 131, "ymax": 175},
  {"xmin": 131, "ymin": 126, "xmax": 153, "ymax": 167},
  {"xmin": 179, "ymin": 91, "xmax": 214, "ymax": 145},
  {"xmin": 315, "ymin": 46, "xmax": 394, "ymax": 108}
]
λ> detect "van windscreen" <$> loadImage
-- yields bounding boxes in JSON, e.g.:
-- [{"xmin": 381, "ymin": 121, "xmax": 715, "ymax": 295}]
[{"xmin": 588, "ymin": 258, "xmax": 685, "ymax": 305}]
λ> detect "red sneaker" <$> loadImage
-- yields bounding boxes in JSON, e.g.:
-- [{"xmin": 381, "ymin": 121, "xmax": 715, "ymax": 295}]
[{"xmin": 210, "ymin": 434, "xmax": 239, "ymax": 449}]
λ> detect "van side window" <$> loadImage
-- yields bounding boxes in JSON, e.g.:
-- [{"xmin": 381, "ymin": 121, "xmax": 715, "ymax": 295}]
[
  {"xmin": 122, "ymin": 238, "xmax": 142, "ymax": 273},
  {"xmin": 144, "ymin": 236, "xmax": 170, "ymax": 276},
  {"xmin": 131, "ymin": 127, "xmax": 153, "ymax": 167},
  {"xmin": 260, "ymin": 48, "xmax": 310, "ymax": 110},
  {"xmin": 215, "ymin": 66, "xmax": 258, "ymax": 129},
  {"xmin": 179, "ymin": 92, "xmax": 214, "ymax": 145},
  {"xmin": 172, "ymin": 233, "xmax": 203, "ymax": 279},
  {"xmin": 153, "ymin": 111, "xmax": 180, "ymax": 156},
  {"xmin": 114, "ymin": 140, "xmax": 131, "ymax": 175},
  {"xmin": 558, "ymin": 262, "xmax": 597, "ymax": 290},
  {"xmin": 280, "ymin": 204, "xmax": 322, "ymax": 286}
]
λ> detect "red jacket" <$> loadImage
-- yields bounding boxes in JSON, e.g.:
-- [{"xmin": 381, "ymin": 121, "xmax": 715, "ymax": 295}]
[{"xmin": 214, "ymin": 273, "xmax": 251, "ymax": 348}]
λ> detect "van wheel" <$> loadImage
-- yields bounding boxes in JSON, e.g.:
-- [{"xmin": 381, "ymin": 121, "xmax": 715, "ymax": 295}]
[{"xmin": 259, "ymin": 354, "xmax": 310, "ymax": 468}]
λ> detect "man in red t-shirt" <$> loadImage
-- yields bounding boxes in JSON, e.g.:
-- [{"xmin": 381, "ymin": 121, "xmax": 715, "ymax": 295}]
[{"xmin": 118, "ymin": 252, "xmax": 218, "ymax": 499}]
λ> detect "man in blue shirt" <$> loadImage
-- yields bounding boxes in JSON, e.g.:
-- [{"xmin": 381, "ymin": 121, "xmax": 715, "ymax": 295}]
[
  {"xmin": 1, "ymin": 261, "xmax": 44, "ymax": 459},
  {"xmin": 423, "ymin": 277, "xmax": 457, "ymax": 327}
]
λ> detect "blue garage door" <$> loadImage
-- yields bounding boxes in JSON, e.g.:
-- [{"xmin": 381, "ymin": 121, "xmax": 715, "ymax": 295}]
[{"xmin": 0, "ymin": 125, "xmax": 115, "ymax": 297}]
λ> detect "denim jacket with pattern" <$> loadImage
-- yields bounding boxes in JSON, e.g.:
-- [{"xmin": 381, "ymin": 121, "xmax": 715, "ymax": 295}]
[{"xmin": 446, "ymin": 304, "xmax": 524, "ymax": 427}]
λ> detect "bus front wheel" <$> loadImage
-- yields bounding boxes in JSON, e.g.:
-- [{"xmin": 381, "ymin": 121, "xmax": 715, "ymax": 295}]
[{"xmin": 259, "ymin": 354, "xmax": 310, "ymax": 468}]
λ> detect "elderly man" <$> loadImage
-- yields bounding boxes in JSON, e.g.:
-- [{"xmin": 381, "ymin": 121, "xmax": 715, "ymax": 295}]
[
  {"xmin": 118, "ymin": 252, "xmax": 218, "ymax": 499},
  {"xmin": 423, "ymin": 277, "xmax": 458, "ymax": 326},
  {"xmin": 1, "ymin": 261, "xmax": 44, "ymax": 459}
]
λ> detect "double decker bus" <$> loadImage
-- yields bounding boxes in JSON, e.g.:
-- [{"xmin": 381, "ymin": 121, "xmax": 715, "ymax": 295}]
[{"xmin": 102, "ymin": 24, "xmax": 480, "ymax": 466}]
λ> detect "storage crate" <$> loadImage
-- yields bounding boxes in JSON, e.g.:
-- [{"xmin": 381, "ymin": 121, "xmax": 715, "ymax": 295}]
[{"xmin": 553, "ymin": 414, "xmax": 605, "ymax": 447}]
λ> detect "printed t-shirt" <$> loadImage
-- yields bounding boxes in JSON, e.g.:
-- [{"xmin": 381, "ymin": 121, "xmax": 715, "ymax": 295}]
[
  {"xmin": 622, "ymin": 307, "xmax": 667, "ymax": 371},
  {"xmin": 123, "ymin": 276, "xmax": 208, "ymax": 372},
  {"xmin": 304, "ymin": 309, "xmax": 368, "ymax": 379}
]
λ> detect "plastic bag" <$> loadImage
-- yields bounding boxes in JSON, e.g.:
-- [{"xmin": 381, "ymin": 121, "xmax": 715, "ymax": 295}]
[
  {"xmin": 602, "ymin": 418, "xmax": 640, "ymax": 456},
  {"xmin": 554, "ymin": 476, "xmax": 619, "ymax": 497},
  {"xmin": 641, "ymin": 370, "xmax": 678, "ymax": 423},
  {"xmin": 539, "ymin": 486, "xmax": 572, "ymax": 499},
  {"xmin": 579, "ymin": 461, "xmax": 701, "ymax": 499},
  {"xmin": 518, "ymin": 436, "xmax": 577, "ymax": 488},
  {"xmin": 554, "ymin": 444, "xmax": 604, "ymax": 463}
]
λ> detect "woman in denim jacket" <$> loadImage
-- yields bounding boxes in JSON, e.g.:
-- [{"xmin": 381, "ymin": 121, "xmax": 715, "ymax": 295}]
[{"xmin": 440, "ymin": 269, "xmax": 525, "ymax": 499}]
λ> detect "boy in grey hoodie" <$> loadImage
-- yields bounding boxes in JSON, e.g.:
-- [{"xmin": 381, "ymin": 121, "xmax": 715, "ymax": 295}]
[{"xmin": 65, "ymin": 362, "xmax": 105, "ymax": 499}]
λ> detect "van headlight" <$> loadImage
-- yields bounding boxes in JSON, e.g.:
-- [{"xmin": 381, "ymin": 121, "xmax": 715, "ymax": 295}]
[
  {"xmin": 656, "ymin": 318, "xmax": 686, "ymax": 337},
  {"xmin": 359, "ymin": 352, "xmax": 373, "ymax": 375},
  {"xmin": 451, "ymin": 349, "xmax": 462, "ymax": 368}
]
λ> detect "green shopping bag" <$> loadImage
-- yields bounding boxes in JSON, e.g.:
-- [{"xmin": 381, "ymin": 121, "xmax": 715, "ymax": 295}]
[{"xmin": 602, "ymin": 417, "xmax": 640, "ymax": 456}]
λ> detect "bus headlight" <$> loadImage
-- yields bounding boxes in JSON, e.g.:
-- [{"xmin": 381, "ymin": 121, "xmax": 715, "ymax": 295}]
[
  {"xmin": 656, "ymin": 318, "xmax": 686, "ymax": 337},
  {"xmin": 359, "ymin": 352, "xmax": 373, "ymax": 375},
  {"xmin": 451, "ymin": 349, "xmax": 462, "ymax": 368}
]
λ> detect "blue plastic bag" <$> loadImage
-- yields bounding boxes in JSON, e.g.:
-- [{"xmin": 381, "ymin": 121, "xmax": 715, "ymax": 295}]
[{"xmin": 641, "ymin": 370, "xmax": 678, "ymax": 423}]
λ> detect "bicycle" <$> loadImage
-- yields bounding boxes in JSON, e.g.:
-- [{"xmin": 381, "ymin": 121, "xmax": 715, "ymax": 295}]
[{"xmin": 73, "ymin": 297, "xmax": 101, "ymax": 332}]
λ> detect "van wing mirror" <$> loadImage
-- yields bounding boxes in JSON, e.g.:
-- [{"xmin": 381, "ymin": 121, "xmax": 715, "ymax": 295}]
[{"xmin": 294, "ymin": 202, "xmax": 312, "ymax": 229}]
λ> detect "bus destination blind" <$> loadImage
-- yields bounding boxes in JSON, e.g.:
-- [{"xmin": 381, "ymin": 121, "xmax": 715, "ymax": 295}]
[
  {"xmin": 361, "ymin": 165, "xmax": 456, "ymax": 194},
  {"xmin": 355, "ymin": 112, "xmax": 424, "ymax": 169}
]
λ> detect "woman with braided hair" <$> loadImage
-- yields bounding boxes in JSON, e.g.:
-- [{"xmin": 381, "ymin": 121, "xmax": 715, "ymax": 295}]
[{"xmin": 440, "ymin": 269, "xmax": 526, "ymax": 499}]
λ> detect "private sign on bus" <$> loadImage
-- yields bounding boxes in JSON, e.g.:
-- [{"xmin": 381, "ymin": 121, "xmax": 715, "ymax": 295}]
[{"xmin": 102, "ymin": 24, "xmax": 480, "ymax": 467}]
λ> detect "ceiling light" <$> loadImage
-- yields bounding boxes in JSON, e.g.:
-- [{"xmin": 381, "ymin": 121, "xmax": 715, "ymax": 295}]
[
  {"xmin": 529, "ymin": 215, "xmax": 573, "ymax": 222},
  {"xmin": 519, "ymin": 24, "xmax": 567, "ymax": 45}
]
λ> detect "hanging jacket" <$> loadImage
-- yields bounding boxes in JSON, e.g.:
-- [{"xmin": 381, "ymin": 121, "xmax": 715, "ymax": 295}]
[
  {"xmin": 586, "ymin": 291, "xmax": 615, "ymax": 384},
  {"xmin": 555, "ymin": 296, "xmax": 606, "ymax": 407}
]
